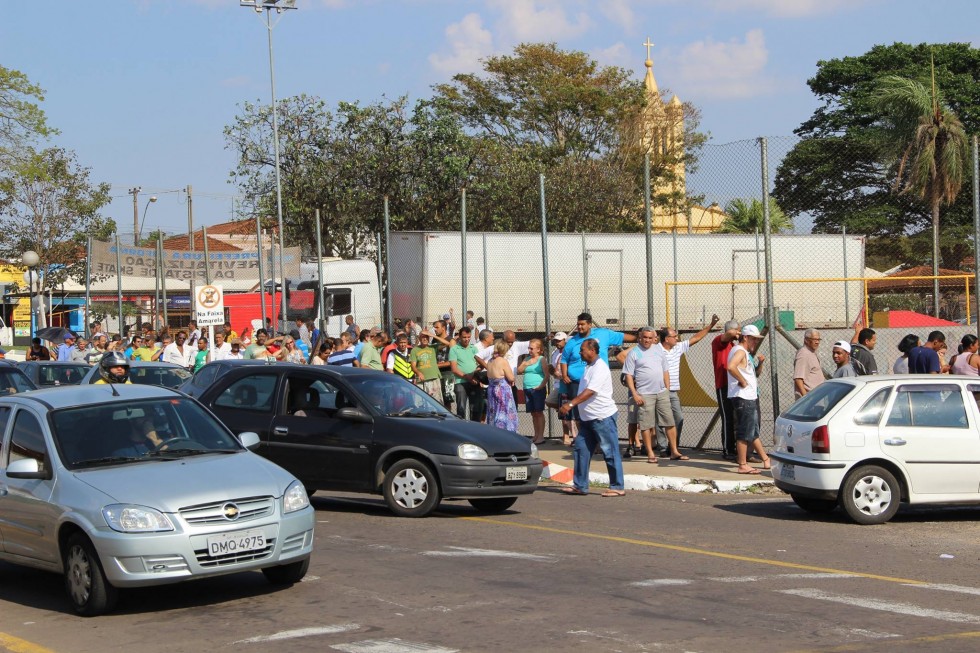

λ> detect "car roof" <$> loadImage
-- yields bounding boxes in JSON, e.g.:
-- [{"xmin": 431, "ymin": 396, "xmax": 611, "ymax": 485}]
[
  {"xmin": 220, "ymin": 361, "xmax": 381, "ymax": 380},
  {"xmin": 18, "ymin": 361, "xmax": 89, "ymax": 366},
  {"xmin": 0, "ymin": 383, "xmax": 181, "ymax": 410}
]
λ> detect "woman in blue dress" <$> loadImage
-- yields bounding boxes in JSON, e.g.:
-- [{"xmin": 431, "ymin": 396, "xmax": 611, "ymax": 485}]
[{"xmin": 485, "ymin": 339, "xmax": 518, "ymax": 432}]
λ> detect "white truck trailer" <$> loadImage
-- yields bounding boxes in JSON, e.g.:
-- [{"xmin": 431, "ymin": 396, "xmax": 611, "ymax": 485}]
[{"xmin": 388, "ymin": 231, "xmax": 865, "ymax": 332}]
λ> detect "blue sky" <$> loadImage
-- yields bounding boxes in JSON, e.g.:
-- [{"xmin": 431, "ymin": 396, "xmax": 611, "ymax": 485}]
[{"xmin": 1, "ymin": 0, "xmax": 976, "ymax": 237}]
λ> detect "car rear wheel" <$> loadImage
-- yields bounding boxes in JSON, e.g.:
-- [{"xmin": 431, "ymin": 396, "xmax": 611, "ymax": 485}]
[
  {"xmin": 383, "ymin": 458, "xmax": 441, "ymax": 517},
  {"xmin": 64, "ymin": 533, "xmax": 118, "ymax": 616},
  {"xmin": 468, "ymin": 497, "xmax": 518, "ymax": 514},
  {"xmin": 262, "ymin": 557, "xmax": 310, "ymax": 585},
  {"xmin": 840, "ymin": 465, "xmax": 900, "ymax": 525},
  {"xmin": 790, "ymin": 494, "xmax": 837, "ymax": 514}
]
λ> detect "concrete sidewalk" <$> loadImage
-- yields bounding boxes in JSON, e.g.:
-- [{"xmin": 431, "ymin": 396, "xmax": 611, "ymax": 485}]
[{"xmin": 536, "ymin": 440, "xmax": 776, "ymax": 494}]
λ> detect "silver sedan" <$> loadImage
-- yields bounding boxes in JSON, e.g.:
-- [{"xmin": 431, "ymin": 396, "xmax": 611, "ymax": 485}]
[{"xmin": 0, "ymin": 384, "xmax": 315, "ymax": 615}]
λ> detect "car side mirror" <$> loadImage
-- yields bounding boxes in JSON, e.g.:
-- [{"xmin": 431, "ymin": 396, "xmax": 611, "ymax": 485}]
[
  {"xmin": 7, "ymin": 457, "xmax": 50, "ymax": 480},
  {"xmin": 238, "ymin": 431, "xmax": 261, "ymax": 450},
  {"xmin": 336, "ymin": 407, "xmax": 372, "ymax": 424}
]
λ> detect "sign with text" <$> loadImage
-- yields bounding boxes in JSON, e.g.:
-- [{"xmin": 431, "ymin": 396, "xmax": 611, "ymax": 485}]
[
  {"xmin": 195, "ymin": 284, "xmax": 225, "ymax": 326},
  {"xmin": 89, "ymin": 241, "xmax": 301, "ymax": 283}
]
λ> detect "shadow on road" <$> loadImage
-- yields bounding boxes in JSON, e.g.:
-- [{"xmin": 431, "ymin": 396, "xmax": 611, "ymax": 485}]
[{"xmin": 714, "ymin": 497, "xmax": 980, "ymax": 525}]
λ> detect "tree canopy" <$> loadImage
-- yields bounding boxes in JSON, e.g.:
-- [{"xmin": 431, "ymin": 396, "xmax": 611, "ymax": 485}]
[
  {"xmin": 227, "ymin": 43, "xmax": 708, "ymax": 250},
  {"xmin": 771, "ymin": 42, "xmax": 980, "ymax": 270},
  {"xmin": 0, "ymin": 65, "xmax": 58, "ymax": 164}
]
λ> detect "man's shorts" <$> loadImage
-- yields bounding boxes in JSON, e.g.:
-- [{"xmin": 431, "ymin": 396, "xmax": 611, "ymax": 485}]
[
  {"xmin": 634, "ymin": 392, "xmax": 674, "ymax": 431},
  {"xmin": 546, "ymin": 387, "xmax": 562, "ymax": 407},
  {"xmin": 418, "ymin": 378, "xmax": 442, "ymax": 401},
  {"xmin": 733, "ymin": 396, "xmax": 760, "ymax": 442}
]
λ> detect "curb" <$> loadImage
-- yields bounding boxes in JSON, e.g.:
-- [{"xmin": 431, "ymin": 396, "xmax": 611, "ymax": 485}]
[{"xmin": 540, "ymin": 459, "xmax": 774, "ymax": 494}]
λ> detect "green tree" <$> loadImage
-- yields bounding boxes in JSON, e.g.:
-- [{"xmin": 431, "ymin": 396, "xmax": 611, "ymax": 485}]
[
  {"xmin": 871, "ymin": 65, "xmax": 969, "ymax": 316},
  {"xmin": 0, "ymin": 147, "xmax": 114, "ymax": 292},
  {"xmin": 0, "ymin": 65, "xmax": 58, "ymax": 163},
  {"xmin": 772, "ymin": 42, "xmax": 980, "ymax": 269},
  {"xmin": 716, "ymin": 198, "xmax": 792, "ymax": 234}
]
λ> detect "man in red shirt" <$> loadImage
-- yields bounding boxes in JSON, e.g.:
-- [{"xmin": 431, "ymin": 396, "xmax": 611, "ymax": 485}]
[{"xmin": 711, "ymin": 320, "xmax": 741, "ymax": 461}]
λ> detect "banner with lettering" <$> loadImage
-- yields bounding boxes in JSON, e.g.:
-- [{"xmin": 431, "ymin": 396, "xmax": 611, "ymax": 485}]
[{"xmin": 90, "ymin": 241, "xmax": 301, "ymax": 283}]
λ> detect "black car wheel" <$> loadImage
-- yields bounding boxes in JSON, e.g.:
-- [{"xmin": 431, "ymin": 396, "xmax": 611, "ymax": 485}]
[
  {"xmin": 262, "ymin": 557, "xmax": 310, "ymax": 585},
  {"xmin": 840, "ymin": 465, "xmax": 901, "ymax": 525},
  {"xmin": 383, "ymin": 458, "xmax": 441, "ymax": 517},
  {"xmin": 790, "ymin": 494, "xmax": 837, "ymax": 514},
  {"xmin": 64, "ymin": 533, "xmax": 118, "ymax": 616},
  {"xmin": 468, "ymin": 497, "xmax": 518, "ymax": 514}
]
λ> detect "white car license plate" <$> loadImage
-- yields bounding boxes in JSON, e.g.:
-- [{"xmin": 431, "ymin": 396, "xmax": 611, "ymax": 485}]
[
  {"xmin": 505, "ymin": 466, "xmax": 528, "ymax": 481},
  {"xmin": 206, "ymin": 529, "xmax": 266, "ymax": 557},
  {"xmin": 780, "ymin": 463, "xmax": 795, "ymax": 481}
]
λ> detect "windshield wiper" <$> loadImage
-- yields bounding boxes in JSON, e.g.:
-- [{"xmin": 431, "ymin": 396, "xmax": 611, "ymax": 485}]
[
  {"xmin": 388, "ymin": 408, "xmax": 448, "ymax": 419},
  {"xmin": 146, "ymin": 448, "xmax": 211, "ymax": 458},
  {"xmin": 73, "ymin": 456, "xmax": 160, "ymax": 467}
]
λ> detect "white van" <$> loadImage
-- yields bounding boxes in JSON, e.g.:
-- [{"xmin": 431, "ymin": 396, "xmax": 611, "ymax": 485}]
[{"xmin": 291, "ymin": 259, "xmax": 381, "ymax": 338}]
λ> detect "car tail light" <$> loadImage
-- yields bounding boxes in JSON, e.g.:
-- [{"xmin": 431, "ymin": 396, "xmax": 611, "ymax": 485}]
[{"xmin": 811, "ymin": 425, "xmax": 830, "ymax": 454}]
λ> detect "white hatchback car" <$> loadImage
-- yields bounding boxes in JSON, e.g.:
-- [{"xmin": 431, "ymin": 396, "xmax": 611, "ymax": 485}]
[{"xmin": 771, "ymin": 375, "xmax": 980, "ymax": 524}]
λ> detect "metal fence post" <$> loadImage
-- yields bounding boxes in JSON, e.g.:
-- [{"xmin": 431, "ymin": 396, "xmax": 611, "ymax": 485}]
[
  {"xmin": 383, "ymin": 197, "xmax": 393, "ymax": 335},
  {"xmin": 159, "ymin": 237, "xmax": 168, "ymax": 328},
  {"xmin": 315, "ymin": 209, "xmax": 326, "ymax": 336},
  {"xmin": 461, "ymin": 188, "xmax": 467, "ymax": 323},
  {"xmin": 256, "ymin": 215, "xmax": 267, "ymax": 332},
  {"xmin": 973, "ymin": 135, "xmax": 979, "ymax": 339},
  {"xmin": 540, "ymin": 173, "xmax": 554, "ymax": 440},
  {"xmin": 84, "ymin": 237, "xmax": 92, "ymax": 337},
  {"xmin": 482, "ymin": 233, "xmax": 489, "ymax": 327},
  {"xmin": 843, "ymin": 225, "xmax": 850, "ymax": 324},
  {"xmin": 644, "ymin": 153, "xmax": 653, "ymax": 326},
  {"xmin": 115, "ymin": 235, "xmax": 124, "ymax": 337},
  {"xmin": 376, "ymin": 232, "xmax": 384, "ymax": 329},
  {"xmin": 672, "ymin": 216, "xmax": 679, "ymax": 329},
  {"xmin": 759, "ymin": 137, "xmax": 779, "ymax": 418}
]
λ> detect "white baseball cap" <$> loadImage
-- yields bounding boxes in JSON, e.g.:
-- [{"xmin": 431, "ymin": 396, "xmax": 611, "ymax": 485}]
[
  {"xmin": 741, "ymin": 325, "xmax": 761, "ymax": 338},
  {"xmin": 552, "ymin": 331, "xmax": 568, "ymax": 341},
  {"xmin": 833, "ymin": 340, "xmax": 851, "ymax": 353}
]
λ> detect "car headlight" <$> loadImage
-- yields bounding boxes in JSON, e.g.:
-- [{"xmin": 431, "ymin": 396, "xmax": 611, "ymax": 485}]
[
  {"xmin": 283, "ymin": 480, "xmax": 311, "ymax": 513},
  {"xmin": 458, "ymin": 443, "xmax": 489, "ymax": 460},
  {"xmin": 530, "ymin": 443, "xmax": 539, "ymax": 459},
  {"xmin": 102, "ymin": 504, "xmax": 174, "ymax": 533}
]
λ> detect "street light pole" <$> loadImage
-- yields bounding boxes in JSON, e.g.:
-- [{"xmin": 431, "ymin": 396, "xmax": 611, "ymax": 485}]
[
  {"xmin": 242, "ymin": 0, "xmax": 295, "ymax": 332},
  {"xmin": 129, "ymin": 187, "xmax": 141, "ymax": 246},
  {"xmin": 137, "ymin": 196, "xmax": 157, "ymax": 245},
  {"xmin": 22, "ymin": 250, "xmax": 39, "ymax": 342}
]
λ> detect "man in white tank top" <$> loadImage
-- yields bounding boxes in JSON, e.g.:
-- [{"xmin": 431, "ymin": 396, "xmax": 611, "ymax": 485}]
[{"xmin": 726, "ymin": 325, "xmax": 771, "ymax": 474}]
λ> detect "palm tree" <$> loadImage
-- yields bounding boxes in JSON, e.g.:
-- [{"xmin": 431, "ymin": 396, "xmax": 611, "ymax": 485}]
[
  {"xmin": 717, "ymin": 198, "xmax": 792, "ymax": 234},
  {"xmin": 871, "ymin": 58, "xmax": 969, "ymax": 316}
]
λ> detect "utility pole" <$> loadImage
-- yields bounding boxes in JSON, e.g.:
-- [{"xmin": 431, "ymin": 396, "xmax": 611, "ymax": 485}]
[
  {"xmin": 187, "ymin": 184, "xmax": 195, "ymax": 324},
  {"xmin": 129, "ymin": 187, "xmax": 141, "ymax": 246}
]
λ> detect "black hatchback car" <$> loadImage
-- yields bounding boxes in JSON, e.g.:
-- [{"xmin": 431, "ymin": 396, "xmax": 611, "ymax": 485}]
[
  {"xmin": 17, "ymin": 360, "xmax": 90, "ymax": 387},
  {"xmin": 194, "ymin": 364, "xmax": 542, "ymax": 517}
]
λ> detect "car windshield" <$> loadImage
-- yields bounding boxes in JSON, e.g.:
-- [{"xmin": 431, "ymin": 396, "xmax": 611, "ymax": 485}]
[
  {"xmin": 130, "ymin": 367, "xmax": 193, "ymax": 389},
  {"xmin": 0, "ymin": 370, "xmax": 36, "ymax": 395},
  {"xmin": 347, "ymin": 375, "xmax": 454, "ymax": 417},
  {"xmin": 51, "ymin": 398, "xmax": 244, "ymax": 469},
  {"xmin": 37, "ymin": 364, "xmax": 89, "ymax": 386},
  {"xmin": 782, "ymin": 381, "xmax": 855, "ymax": 422}
]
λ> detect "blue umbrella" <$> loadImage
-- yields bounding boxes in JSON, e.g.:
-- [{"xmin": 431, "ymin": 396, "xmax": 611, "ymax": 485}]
[{"xmin": 36, "ymin": 326, "xmax": 78, "ymax": 345}]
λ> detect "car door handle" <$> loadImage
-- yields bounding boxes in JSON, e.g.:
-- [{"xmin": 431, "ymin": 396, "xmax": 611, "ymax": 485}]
[
  {"xmin": 883, "ymin": 438, "xmax": 906, "ymax": 446},
  {"xmin": 274, "ymin": 426, "xmax": 289, "ymax": 436}
]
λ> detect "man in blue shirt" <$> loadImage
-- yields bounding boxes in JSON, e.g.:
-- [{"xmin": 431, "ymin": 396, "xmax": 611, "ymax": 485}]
[
  {"xmin": 560, "ymin": 313, "xmax": 636, "ymax": 418},
  {"xmin": 908, "ymin": 330, "xmax": 946, "ymax": 374},
  {"xmin": 56, "ymin": 334, "xmax": 76, "ymax": 361}
]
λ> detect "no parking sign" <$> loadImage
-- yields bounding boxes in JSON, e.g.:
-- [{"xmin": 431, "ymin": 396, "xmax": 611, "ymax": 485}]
[{"xmin": 195, "ymin": 284, "xmax": 225, "ymax": 326}]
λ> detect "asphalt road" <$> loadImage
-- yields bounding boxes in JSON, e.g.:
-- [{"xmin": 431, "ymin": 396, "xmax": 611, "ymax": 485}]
[{"xmin": 2, "ymin": 485, "xmax": 980, "ymax": 653}]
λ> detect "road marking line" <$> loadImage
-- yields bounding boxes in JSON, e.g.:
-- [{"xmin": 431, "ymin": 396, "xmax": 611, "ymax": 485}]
[
  {"xmin": 787, "ymin": 629, "xmax": 980, "ymax": 652},
  {"xmin": 830, "ymin": 627, "xmax": 900, "ymax": 640},
  {"xmin": 910, "ymin": 582, "xmax": 980, "ymax": 596},
  {"xmin": 330, "ymin": 639, "xmax": 458, "ymax": 653},
  {"xmin": 0, "ymin": 633, "xmax": 57, "ymax": 653},
  {"xmin": 462, "ymin": 517, "xmax": 924, "ymax": 585},
  {"xmin": 233, "ymin": 624, "xmax": 362, "ymax": 644},
  {"xmin": 630, "ymin": 578, "xmax": 692, "ymax": 587},
  {"xmin": 778, "ymin": 588, "xmax": 980, "ymax": 624},
  {"xmin": 420, "ymin": 546, "xmax": 556, "ymax": 562},
  {"xmin": 709, "ymin": 573, "xmax": 857, "ymax": 583}
]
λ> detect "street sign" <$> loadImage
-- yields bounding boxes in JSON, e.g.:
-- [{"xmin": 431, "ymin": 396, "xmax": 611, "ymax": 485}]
[{"xmin": 195, "ymin": 284, "xmax": 225, "ymax": 326}]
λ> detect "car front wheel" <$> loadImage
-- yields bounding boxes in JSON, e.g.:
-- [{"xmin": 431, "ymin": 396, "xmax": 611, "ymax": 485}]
[
  {"xmin": 262, "ymin": 557, "xmax": 310, "ymax": 585},
  {"xmin": 790, "ymin": 494, "xmax": 837, "ymax": 514},
  {"xmin": 383, "ymin": 458, "xmax": 441, "ymax": 517},
  {"xmin": 840, "ymin": 465, "xmax": 900, "ymax": 525},
  {"xmin": 64, "ymin": 533, "xmax": 118, "ymax": 616},
  {"xmin": 468, "ymin": 497, "xmax": 518, "ymax": 514}
]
